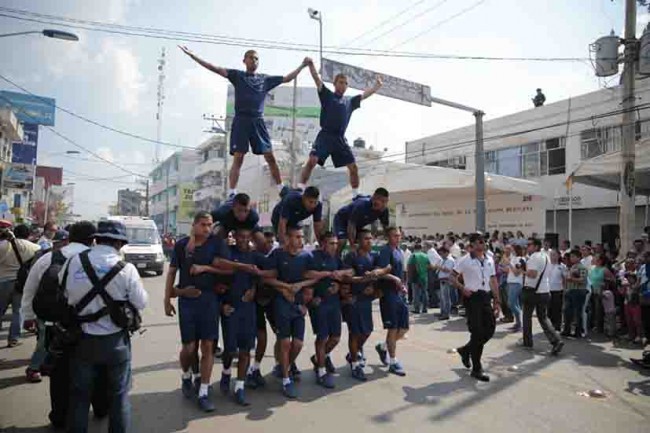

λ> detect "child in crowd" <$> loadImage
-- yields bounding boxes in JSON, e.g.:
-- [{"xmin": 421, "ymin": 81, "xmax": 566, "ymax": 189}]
[{"xmin": 621, "ymin": 275, "xmax": 643, "ymax": 344}]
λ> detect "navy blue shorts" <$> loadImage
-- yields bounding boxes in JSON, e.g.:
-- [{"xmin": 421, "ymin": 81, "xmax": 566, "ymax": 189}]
[
  {"xmin": 310, "ymin": 131, "xmax": 356, "ymax": 168},
  {"xmin": 309, "ymin": 299, "xmax": 342, "ymax": 340},
  {"xmin": 256, "ymin": 302, "xmax": 276, "ymax": 332},
  {"xmin": 333, "ymin": 215, "xmax": 348, "ymax": 240},
  {"xmin": 230, "ymin": 116, "xmax": 272, "ymax": 155},
  {"xmin": 178, "ymin": 292, "xmax": 220, "ymax": 344},
  {"xmin": 274, "ymin": 298, "xmax": 305, "ymax": 340},
  {"xmin": 222, "ymin": 303, "xmax": 257, "ymax": 354},
  {"xmin": 342, "ymin": 299, "xmax": 373, "ymax": 336},
  {"xmin": 380, "ymin": 297, "xmax": 410, "ymax": 330}
]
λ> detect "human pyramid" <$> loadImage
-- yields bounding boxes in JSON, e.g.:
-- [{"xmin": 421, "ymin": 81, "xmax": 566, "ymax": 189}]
[{"xmin": 168, "ymin": 47, "xmax": 497, "ymax": 412}]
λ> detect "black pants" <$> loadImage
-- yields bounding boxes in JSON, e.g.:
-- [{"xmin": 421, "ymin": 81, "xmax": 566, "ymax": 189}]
[
  {"xmin": 48, "ymin": 352, "xmax": 109, "ymax": 428},
  {"xmin": 522, "ymin": 289, "xmax": 561, "ymax": 348},
  {"xmin": 460, "ymin": 291, "xmax": 495, "ymax": 373},
  {"xmin": 642, "ymin": 304, "xmax": 650, "ymax": 339},
  {"xmin": 549, "ymin": 291, "xmax": 564, "ymax": 331}
]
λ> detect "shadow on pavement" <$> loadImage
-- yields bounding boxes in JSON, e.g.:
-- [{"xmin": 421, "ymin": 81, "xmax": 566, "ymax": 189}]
[{"xmin": 0, "ymin": 358, "xmax": 30, "ymax": 371}]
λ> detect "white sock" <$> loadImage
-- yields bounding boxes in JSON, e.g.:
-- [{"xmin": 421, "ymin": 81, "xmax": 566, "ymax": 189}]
[
  {"xmin": 199, "ymin": 383, "xmax": 209, "ymax": 397},
  {"xmin": 254, "ymin": 360, "xmax": 261, "ymax": 370},
  {"xmin": 181, "ymin": 370, "xmax": 192, "ymax": 380},
  {"xmin": 235, "ymin": 380, "xmax": 245, "ymax": 392},
  {"xmin": 248, "ymin": 361, "xmax": 260, "ymax": 374},
  {"xmin": 352, "ymin": 188, "xmax": 359, "ymax": 197},
  {"xmin": 389, "ymin": 357, "xmax": 397, "ymax": 365},
  {"xmin": 298, "ymin": 183, "xmax": 306, "ymax": 190},
  {"xmin": 325, "ymin": 352, "xmax": 331, "ymax": 359},
  {"xmin": 318, "ymin": 367, "xmax": 327, "ymax": 377},
  {"xmin": 228, "ymin": 188, "xmax": 237, "ymax": 196},
  {"xmin": 379, "ymin": 342, "xmax": 387, "ymax": 351},
  {"xmin": 351, "ymin": 361, "xmax": 360, "ymax": 369},
  {"xmin": 282, "ymin": 377, "xmax": 291, "ymax": 386},
  {"xmin": 223, "ymin": 368, "xmax": 231, "ymax": 375}
]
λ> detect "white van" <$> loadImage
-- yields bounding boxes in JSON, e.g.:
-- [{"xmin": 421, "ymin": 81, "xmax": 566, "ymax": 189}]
[{"xmin": 107, "ymin": 216, "xmax": 165, "ymax": 275}]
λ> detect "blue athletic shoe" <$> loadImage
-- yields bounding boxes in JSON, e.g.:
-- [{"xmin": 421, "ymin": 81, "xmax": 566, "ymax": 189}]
[
  {"xmin": 282, "ymin": 380, "xmax": 298, "ymax": 399},
  {"xmin": 181, "ymin": 377, "xmax": 194, "ymax": 399},
  {"xmin": 325, "ymin": 356, "xmax": 336, "ymax": 374},
  {"xmin": 272, "ymin": 364, "xmax": 283, "ymax": 379},
  {"xmin": 246, "ymin": 369, "xmax": 266, "ymax": 389},
  {"xmin": 198, "ymin": 395, "xmax": 215, "ymax": 412},
  {"xmin": 351, "ymin": 365, "xmax": 367, "ymax": 382},
  {"xmin": 290, "ymin": 363, "xmax": 301, "ymax": 382},
  {"xmin": 316, "ymin": 373, "xmax": 335, "ymax": 389},
  {"xmin": 359, "ymin": 351, "xmax": 367, "ymax": 368},
  {"xmin": 234, "ymin": 388, "xmax": 250, "ymax": 406},
  {"xmin": 245, "ymin": 372, "xmax": 258, "ymax": 389},
  {"xmin": 375, "ymin": 344, "xmax": 388, "ymax": 366},
  {"xmin": 220, "ymin": 373, "xmax": 231, "ymax": 394},
  {"xmin": 389, "ymin": 362, "xmax": 406, "ymax": 377}
]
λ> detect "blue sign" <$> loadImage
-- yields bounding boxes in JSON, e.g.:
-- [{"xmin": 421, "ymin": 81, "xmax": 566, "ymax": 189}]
[
  {"xmin": 11, "ymin": 123, "xmax": 38, "ymax": 165},
  {"xmin": 0, "ymin": 91, "xmax": 56, "ymax": 126}
]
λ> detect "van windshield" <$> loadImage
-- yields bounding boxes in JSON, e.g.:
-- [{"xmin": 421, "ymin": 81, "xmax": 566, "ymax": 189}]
[{"xmin": 126, "ymin": 227, "xmax": 161, "ymax": 245}]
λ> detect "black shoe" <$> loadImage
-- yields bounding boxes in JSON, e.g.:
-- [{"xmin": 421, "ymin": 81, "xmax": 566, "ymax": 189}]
[
  {"xmin": 630, "ymin": 358, "xmax": 650, "ymax": 369},
  {"xmin": 457, "ymin": 347, "xmax": 471, "ymax": 369},
  {"xmin": 470, "ymin": 370, "xmax": 490, "ymax": 382},
  {"xmin": 551, "ymin": 341, "xmax": 565, "ymax": 356}
]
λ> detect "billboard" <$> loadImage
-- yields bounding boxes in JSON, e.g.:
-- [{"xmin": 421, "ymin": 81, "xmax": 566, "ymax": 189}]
[
  {"xmin": 2, "ymin": 163, "xmax": 34, "ymax": 190},
  {"xmin": 0, "ymin": 90, "xmax": 56, "ymax": 126},
  {"xmin": 11, "ymin": 123, "xmax": 38, "ymax": 165},
  {"xmin": 178, "ymin": 183, "xmax": 196, "ymax": 222},
  {"xmin": 226, "ymin": 85, "xmax": 321, "ymax": 143},
  {"xmin": 321, "ymin": 58, "xmax": 432, "ymax": 107},
  {"xmin": 35, "ymin": 166, "xmax": 63, "ymax": 188}
]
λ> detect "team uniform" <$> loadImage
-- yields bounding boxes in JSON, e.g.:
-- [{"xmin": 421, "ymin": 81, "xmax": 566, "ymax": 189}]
[
  {"xmin": 376, "ymin": 245, "xmax": 409, "ymax": 330},
  {"xmin": 221, "ymin": 246, "xmax": 266, "ymax": 354},
  {"xmin": 171, "ymin": 236, "xmax": 227, "ymax": 344},
  {"xmin": 307, "ymin": 250, "xmax": 343, "ymax": 341},
  {"xmin": 256, "ymin": 251, "xmax": 278, "ymax": 334},
  {"xmin": 311, "ymin": 86, "xmax": 361, "ymax": 168},
  {"xmin": 333, "ymin": 197, "xmax": 389, "ymax": 240},
  {"xmin": 343, "ymin": 251, "xmax": 377, "ymax": 336},
  {"xmin": 211, "ymin": 198, "xmax": 261, "ymax": 234},
  {"xmin": 271, "ymin": 190, "xmax": 323, "ymax": 233},
  {"xmin": 268, "ymin": 249, "xmax": 311, "ymax": 341},
  {"xmin": 227, "ymin": 70, "xmax": 283, "ymax": 155}
]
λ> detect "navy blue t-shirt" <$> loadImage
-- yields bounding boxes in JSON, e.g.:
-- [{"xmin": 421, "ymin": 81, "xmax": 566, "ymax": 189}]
[
  {"xmin": 227, "ymin": 70, "xmax": 284, "ymax": 117},
  {"xmin": 308, "ymin": 249, "xmax": 343, "ymax": 301},
  {"xmin": 211, "ymin": 199, "xmax": 260, "ymax": 233},
  {"xmin": 335, "ymin": 197, "xmax": 389, "ymax": 230},
  {"xmin": 223, "ymin": 246, "xmax": 266, "ymax": 307},
  {"xmin": 271, "ymin": 190, "xmax": 323, "ymax": 229},
  {"xmin": 319, "ymin": 86, "xmax": 361, "ymax": 135},
  {"xmin": 343, "ymin": 251, "xmax": 377, "ymax": 300},
  {"xmin": 376, "ymin": 245, "xmax": 404, "ymax": 300},
  {"xmin": 171, "ymin": 235, "xmax": 229, "ymax": 292},
  {"xmin": 269, "ymin": 248, "xmax": 311, "ymax": 311}
]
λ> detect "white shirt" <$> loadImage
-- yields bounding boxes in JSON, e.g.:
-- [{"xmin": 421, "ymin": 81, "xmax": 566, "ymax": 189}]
[
  {"xmin": 21, "ymin": 242, "xmax": 90, "ymax": 322},
  {"xmin": 525, "ymin": 251, "xmax": 550, "ymax": 293},
  {"xmin": 37, "ymin": 235, "xmax": 53, "ymax": 251},
  {"xmin": 454, "ymin": 253, "xmax": 495, "ymax": 292},
  {"xmin": 438, "ymin": 256, "xmax": 455, "ymax": 280},
  {"xmin": 0, "ymin": 238, "xmax": 41, "ymax": 282},
  {"xmin": 548, "ymin": 263, "xmax": 566, "ymax": 292},
  {"xmin": 450, "ymin": 243, "xmax": 462, "ymax": 259},
  {"xmin": 427, "ymin": 247, "xmax": 442, "ymax": 267},
  {"xmin": 61, "ymin": 244, "xmax": 148, "ymax": 336},
  {"xmin": 581, "ymin": 255, "xmax": 593, "ymax": 292},
  {"xmin": 402, "ymin": 249, "xmax": 412, "ymax": 271},
  {"xmin": 507, "ymin": 256, "xmax": 525, "ymax": 285}
]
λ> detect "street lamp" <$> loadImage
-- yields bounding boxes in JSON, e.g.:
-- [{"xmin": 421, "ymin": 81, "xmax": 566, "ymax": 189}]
[
  {"xmin": 0, "ymin": 29, "xmax": 79, "ymax": 41},
  {"xmin": 307, "ymin": 8, "xmax": 323, "ymax": 72}
]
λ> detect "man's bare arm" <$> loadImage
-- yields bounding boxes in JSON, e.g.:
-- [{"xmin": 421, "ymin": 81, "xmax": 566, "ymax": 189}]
[
  {"xmin": 283, "ymin": 57, "xmax": 310, "ymax": 83},
  {"xmin": 361, "ymin": 75, "xmax": 383, "ymax": 100},
  {"xmin": 307, "ymin": 59, "xmax": 323, "ymax": 91},
  {"xmin": 179, "ymin": 45, "xmax": 228, "ymax": 78}
]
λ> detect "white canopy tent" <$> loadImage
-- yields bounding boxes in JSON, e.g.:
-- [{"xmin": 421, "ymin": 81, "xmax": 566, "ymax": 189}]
[{"xmin": 329, "ymin": 162, "xmax": 544, "ymax": 236}]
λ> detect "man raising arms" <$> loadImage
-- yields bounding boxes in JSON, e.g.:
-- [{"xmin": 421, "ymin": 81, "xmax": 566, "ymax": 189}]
[{"xmin": 180, "ymin": 46, "xmax": 309, "ymax": 196}]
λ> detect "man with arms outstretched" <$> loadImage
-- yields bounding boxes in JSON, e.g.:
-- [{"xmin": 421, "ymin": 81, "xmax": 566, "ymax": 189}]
[{"xmin": 180, "ymin": 46, "xmax": 309, "ymax": 196}]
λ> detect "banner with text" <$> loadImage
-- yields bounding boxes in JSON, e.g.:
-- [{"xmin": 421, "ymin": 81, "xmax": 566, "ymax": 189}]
[
  {"xmin": 11, "ymin": 123, "xmax": 38, "ymax": 165},
  {"xmin": 0, "ymin": 91, "xmax": 56, "ymax": 126}
]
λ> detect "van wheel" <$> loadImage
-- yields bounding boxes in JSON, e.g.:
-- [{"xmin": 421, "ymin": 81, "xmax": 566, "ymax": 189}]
[{"xmin": 156, "ymin": 270, "xmax": 163, "ymax": 276}]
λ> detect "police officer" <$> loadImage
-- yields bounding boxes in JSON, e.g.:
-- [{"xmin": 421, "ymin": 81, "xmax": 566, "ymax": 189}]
[
  {"xmin": 452, "ymin": 232, "xmax": 501, "ymax": 382},
  {"xmin": 63, "ymin": 221, "xmax": 148, "ymax": 433}
]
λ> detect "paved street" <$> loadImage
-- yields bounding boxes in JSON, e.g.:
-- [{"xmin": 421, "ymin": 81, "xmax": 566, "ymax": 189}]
[{"xmin": 1, "ymin": 270, "xmax": 649, "ymax": 433}]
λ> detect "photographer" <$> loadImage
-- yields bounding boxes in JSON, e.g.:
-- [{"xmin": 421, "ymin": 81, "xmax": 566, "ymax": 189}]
[{"xmin": 0, "ymin": 223, "xmax": 40, "ymax": 347}]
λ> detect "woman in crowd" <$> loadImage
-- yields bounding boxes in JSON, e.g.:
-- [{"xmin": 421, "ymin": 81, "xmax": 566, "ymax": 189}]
[{"xmin": 506, "ymin": 244, "xmax": 525, "ymax": 332}]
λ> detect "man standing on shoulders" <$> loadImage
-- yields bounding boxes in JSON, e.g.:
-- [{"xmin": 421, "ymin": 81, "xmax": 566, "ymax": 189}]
[
  {"xmin": 63, "ymin": 221, "xmax": 148, "ymax": 433},
  {"xmin": 521, "ymin": 239, "xmax": 564, "ymax": 355},
  {"xmin": 452, "ymin": 232, "xmax": 501, "ymax": 382}
]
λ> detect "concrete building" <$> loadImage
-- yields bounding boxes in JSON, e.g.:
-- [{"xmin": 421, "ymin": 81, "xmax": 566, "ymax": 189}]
[
  {"xmin": 405, "ymin": 79, "xmax": 650, "ymax": 245},
  {"xmin": 149, "ymin": 149, "xmax": 201, "ymax": 236},
  {"xmin": 193, "ymin": 134, "xmax": 227, "ymax": 213},
  {"xmin": 0, "ymin": 108, "xmax": 24, "ymax": 221},
  {"xmin": 117, "ymin": 188, "xmax": 144, "ymax": 216}
]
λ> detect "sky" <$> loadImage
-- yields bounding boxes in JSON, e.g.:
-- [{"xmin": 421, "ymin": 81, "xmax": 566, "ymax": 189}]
[{"xmin": 0, "ymin": 0, "xmax": 645, "ymax": 220}]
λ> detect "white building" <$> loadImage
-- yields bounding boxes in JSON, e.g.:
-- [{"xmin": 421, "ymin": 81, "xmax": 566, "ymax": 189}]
[
  {"xmin": 405, "ymin": 80, "xmax": 650, "ymax": 245},
  {"xmin": 0, "ymin": 108, "xmax": 24, "ymax": 221},
  {"xmin": 149, "ymin": 149, "xmax": 201, "ymax": 236}
]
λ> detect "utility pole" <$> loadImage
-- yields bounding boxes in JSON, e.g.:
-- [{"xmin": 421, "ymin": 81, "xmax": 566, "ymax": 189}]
[
  {"xmin": 164, "ymin": 160, "xmax": 170, "ymax": 234},
  {"xmin": 145, "ymin": 180, "xmax": 150, "ymax": 216},
  {"xmin": 474, "ymin": 111, "xmax": 486, "ymax": 232},
  {"xmin": 619, "ymin": 0, "xmax": 637, "ymax": 257},
  {"xmin": 290, "ymin": 78, "xmax": 298, "ymax": 186},
  {"xmin": 155, "ymin": 47, "xmax": 166, "ymax": 163}
]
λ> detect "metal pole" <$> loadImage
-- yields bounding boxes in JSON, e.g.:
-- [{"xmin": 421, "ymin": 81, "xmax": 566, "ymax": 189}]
[
  {"xmin": 474, "ymin": 110, "xmax": 486, "ymax": 232},
  {"xmin": 290, "ymin": 79, "xmax": 298, "ymax": 187},
  {"xmin": 0, "ymin": 31, "xmax": 41, "ymax": 38},
  {"xmin": 568, "ymin": 183, "xmax": 573, "ymax": 244},
  {"xmin": 145, "ymin": 180, "xmax": 150, "ymax": 216},
  {"xmin": 319, "ymin": 17, "xmax": 323, "ymax": 75},
  {"xmin": 164, "ymin": 161, "xmax": 170, "ymax": 235},
  {"xmin": 619, "ymin": 0, "xmax": 637, "ymax": 258}
]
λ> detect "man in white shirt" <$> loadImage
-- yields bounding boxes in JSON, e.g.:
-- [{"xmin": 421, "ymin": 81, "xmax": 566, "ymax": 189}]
[
  {"xmin": 436, "ymin": 247, "xmax": 455, "ymax": 320},
  {"xmin": 522, "ymin": 239, "xmax": 563, "ymax": 355},
  {"xmin": 22, "ymin": 222, "xmax": 109, "ymax": 428},
  {"xmin": 62, "ymin": 220, "xmax": 148, "ymax": 433},
  {"xmin": 451, "ymin": 232, "xmax": 501, "ymax": 382},
  {"xmin": 37, "ymin": 221, "xmax": 58, "ymax": 251}
]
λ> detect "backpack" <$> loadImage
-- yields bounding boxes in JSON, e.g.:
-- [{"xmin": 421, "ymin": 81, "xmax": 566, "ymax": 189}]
[
  {"xmin": 33, "ymin": 250, "xmax": 70, "ymax": 323},
  {"xmin": 9, "ymin": 238, "xmax": 34, "ymax": 294}
]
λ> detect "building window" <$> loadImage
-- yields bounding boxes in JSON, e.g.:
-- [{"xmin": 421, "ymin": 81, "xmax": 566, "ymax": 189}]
[
  {"xmin": 580, "ymin": 126, "xmax": 621, "ymax": 160},
  {"xmin": 425, "ymin": 155, "xmax": 466, "ymax": 170},
  {"xmin": 484, "ymin": 136, "xmax": 565, "ymax": 179},
  {"xmin": 217, "ymin": 145, "xmax": 226, "ymax": 158}
]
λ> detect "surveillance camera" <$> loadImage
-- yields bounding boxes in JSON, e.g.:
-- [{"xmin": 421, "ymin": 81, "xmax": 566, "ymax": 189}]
[{"xmin": 308, "ymin": 8, "xmax": 319, "ymax": 18}]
